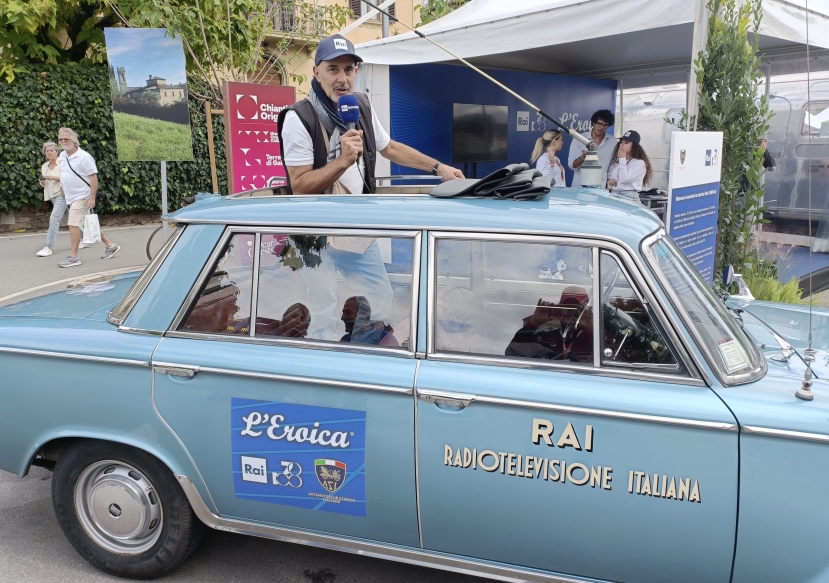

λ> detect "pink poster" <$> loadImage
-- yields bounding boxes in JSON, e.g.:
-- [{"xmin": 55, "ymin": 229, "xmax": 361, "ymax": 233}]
[{"xmin": 224, "ymin": 82, "xmax": 296, "ymax": 193}]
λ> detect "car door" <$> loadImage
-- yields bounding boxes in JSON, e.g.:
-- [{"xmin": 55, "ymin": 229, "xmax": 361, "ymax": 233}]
[
  {"xmin": 152, "ymin": 227, "xmax": 421, "ymax": 547},
  {"xmin": 415, "ymin": 232, "xmax": 738, "ymax": 583}
]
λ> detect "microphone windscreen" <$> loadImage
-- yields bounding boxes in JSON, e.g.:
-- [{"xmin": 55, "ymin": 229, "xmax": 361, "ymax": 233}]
[{"xmin": 337, "ymin": 94, "xmax": 361, "ymax": 127}]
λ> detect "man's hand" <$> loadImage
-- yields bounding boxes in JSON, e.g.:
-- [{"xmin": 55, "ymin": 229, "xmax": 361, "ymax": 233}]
[
  {"xmin": 339, "ymin": 129, "xmax": 363, "ymax": 165},
  {"xmin": 527, "ymin": 298, "xmax": 557, "ymax": 329},
  {"xmin": 86, "ymin": 197, "xmax": 96, "ymax": 210},
  {"xmin": 438, "ymin": 164, "xmax": 464, "ymax": 181}
]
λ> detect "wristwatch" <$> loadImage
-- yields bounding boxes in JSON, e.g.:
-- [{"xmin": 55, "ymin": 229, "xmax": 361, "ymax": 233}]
[{"xmin": 431, "ymin": 161, "xmax": 441, "ymax": 175}]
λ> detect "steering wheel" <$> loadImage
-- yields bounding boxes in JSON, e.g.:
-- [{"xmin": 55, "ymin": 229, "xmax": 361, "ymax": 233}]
[
  {"xmin": 561, "ymin": 300, "xmax": 590, "ymax": 342},
  {"xmin": 602, "ymin": 303, "xmax": 641, "ymax": 360}
]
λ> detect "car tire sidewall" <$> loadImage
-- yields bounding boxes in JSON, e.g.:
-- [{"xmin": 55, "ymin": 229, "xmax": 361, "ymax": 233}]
[{"xmin": 52, "ymin": 440, "xmax": 203, "ymax": 579}]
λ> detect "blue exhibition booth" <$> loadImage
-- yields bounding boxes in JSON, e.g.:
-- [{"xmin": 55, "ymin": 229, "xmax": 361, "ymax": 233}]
[{"xmin": 386, "ymin": 64, "xmax": 617, "ymax": 185}]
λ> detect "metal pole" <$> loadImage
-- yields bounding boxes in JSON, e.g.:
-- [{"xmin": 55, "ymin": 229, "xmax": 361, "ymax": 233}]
[
  {"xmin": 161, "ymin": 161, "xmax": 169, "ymax": 241},
  {"xmin": 618, "ymin": 75, "xmax": 624, "ymax": 136},
  {"xmin": 687, "ymin": 0, "xmax": 710, "ymax": 131},
  {"xmin": 206, "ymin": 101, "xmax": 219, "ymax": 193}
]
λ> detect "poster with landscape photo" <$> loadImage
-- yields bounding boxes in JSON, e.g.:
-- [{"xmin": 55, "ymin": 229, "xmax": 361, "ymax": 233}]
[{"xmin": 104, "ymin": 28, "xmax": 194, "ymax": 161}]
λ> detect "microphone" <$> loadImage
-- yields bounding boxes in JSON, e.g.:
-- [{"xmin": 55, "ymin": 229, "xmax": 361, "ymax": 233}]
[{"xmin": 337, "ymin": 94, "xmax": 360, "ymax": 131}]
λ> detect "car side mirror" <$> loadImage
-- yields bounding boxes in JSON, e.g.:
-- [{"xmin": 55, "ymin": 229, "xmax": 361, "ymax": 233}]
[{"xmin": 722, "ymin": 265, "xmax": 734, "ymax": 288}]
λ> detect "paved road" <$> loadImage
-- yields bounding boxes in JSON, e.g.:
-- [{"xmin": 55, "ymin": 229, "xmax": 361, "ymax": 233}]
[
  {"xmin": 0, "ymin": 224, "xmax": 157, "ymax": 300},
  {"xmin": 0, "ymin": 225, "xmax": 485, "ymax": 583},
  {"xmin": 0, "ymin": 468, "xmax": 481, "ymax": 583}
]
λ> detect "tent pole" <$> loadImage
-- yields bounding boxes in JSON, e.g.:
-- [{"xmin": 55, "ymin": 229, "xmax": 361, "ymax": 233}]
[{"xmin": 687, "ymin": 0, "xmax": 710, "ymax": 131}]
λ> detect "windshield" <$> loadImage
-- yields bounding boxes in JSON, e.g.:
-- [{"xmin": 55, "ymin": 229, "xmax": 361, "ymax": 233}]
[{"xmin": 648, "ymin": 236, "xmax": 762, "ymax": 383}]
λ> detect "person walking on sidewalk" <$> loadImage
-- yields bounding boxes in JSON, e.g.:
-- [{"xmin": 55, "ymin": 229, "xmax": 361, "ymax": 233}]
[
  {"xmin": 56, "ymin": 128, "xmax": 119, "ymax": 268},
  {"xmin": 35, "ymin": 141, "xmax": 89, "ymax": 257}
]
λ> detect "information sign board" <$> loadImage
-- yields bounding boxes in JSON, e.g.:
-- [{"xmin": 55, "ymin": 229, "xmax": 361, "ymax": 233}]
[
  {"xmin": 224, "ymin": 82, "xmax": 295, "ymax": 194},
  {"xmin": 666, "ymin": 131, "xmax": 724, "ymax": 284}
]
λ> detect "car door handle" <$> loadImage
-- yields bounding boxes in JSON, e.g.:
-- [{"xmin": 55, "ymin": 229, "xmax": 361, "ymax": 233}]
[
  {"xmin": 152, "ymin": 363, "xmax": 199, "ymax": 378},
  {"xmin": 417, "ymin": 389, "xmax": 476, "ymax": 409}
]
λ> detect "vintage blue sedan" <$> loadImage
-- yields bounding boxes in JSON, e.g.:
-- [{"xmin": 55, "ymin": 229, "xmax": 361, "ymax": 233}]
[{"xmin": 1, "ymin": 189, "xmax": 827, "ymax": 583}]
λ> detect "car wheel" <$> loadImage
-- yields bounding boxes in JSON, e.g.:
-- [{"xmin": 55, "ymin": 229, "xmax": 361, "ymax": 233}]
[{"xmin": 52, "ymin": 440, "xmax": 204, "ymax": 579}]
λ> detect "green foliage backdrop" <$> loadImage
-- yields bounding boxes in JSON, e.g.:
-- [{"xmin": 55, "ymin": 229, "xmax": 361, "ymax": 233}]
[{"xmin": 0, "ymin": 61, "xmax": 226, "ymax": 215}]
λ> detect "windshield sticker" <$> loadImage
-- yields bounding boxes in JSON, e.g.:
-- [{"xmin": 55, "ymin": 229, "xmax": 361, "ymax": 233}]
[
  {"xmin": 231, "ymin": 398, "xmax": 366, "ymax": 516},
  {"xmin": 717, "ymin": 339, "xmax": 749, "ymax": 373}
]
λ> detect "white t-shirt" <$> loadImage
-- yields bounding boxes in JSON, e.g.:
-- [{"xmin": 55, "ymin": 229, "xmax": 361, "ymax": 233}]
[
  {"xmin": 535, "ymin": 154, "xmax": 566, "ymax": 187},
  {"xmin": 607, "ymin": 158, "xmax": 646, "ymax": 192},
  {"xmin": 282, "ymin": 104, "xmax": 391, "ymax": 195},
  {"xmin": 58, "ymin": 148, "xmax": 98, "ymax": 204},
  {"xmin": 567, "ymin": 131, "xmax": 615, "ymax": 188}
]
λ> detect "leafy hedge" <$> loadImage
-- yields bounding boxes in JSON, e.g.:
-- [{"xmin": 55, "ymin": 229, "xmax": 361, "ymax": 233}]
[{"xmin": 0, "ymin": 61, "xmax": 227, "ymax": 215}]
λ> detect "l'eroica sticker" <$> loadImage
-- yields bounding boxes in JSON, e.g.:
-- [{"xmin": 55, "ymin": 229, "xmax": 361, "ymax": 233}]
[{"xmin": 231, "ymin": 398, "xmax": 366, "ymax": 516}]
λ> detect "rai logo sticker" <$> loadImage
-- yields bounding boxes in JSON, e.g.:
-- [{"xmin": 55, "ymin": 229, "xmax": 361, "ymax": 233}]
[{"xmin": 231, "ymin": 398, "xmax": 366, "ymax": 516}]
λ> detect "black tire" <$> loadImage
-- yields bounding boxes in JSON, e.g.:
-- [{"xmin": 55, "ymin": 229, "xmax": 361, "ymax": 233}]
[{"xmin": 52, "ymin": 440, "xmax": 204, "ymax": 579}]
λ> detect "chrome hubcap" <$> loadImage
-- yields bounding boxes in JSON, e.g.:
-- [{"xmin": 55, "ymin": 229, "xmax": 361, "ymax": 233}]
[{"xmin": 75, "ymin": 460, "xmax": 163, "ymax": 554}]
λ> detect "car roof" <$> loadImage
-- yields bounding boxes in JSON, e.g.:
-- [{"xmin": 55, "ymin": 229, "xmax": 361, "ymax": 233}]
[{"xmin": 167, "ymin": 189, "xmax": 662, "ymax": 248}]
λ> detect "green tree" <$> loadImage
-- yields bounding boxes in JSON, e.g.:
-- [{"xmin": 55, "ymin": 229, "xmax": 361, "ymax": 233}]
[
  {"xmin": 108, "ymin": 0, "xmax": 348, "ymax": 102},
  {"xmin": 0, "ymin": 0, "xmax": 115, "ymax": 81},
  {"xmin": 416, "ymin": 0, "xmax": 470, "ymax": 26},
  {"xmin": 674, "ymin": 0, "xmax": 771, "ymax": 276}
]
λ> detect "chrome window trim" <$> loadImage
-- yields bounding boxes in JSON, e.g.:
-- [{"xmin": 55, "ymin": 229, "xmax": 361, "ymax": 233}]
[
  {"xmin": 641, "ymin": 229, "xmax": 767, "ymax": 387},
  {"xmin": 153, "ymin": 362, "xmax": 412, "ymax": 394},
  {"xmin": 248, "ymin": 232, "xmax": 262, "ymax": 338},
  {"xmin": 164, "ymin": 330, "xmax": 416, "ymax": 358},
  {"xmin": 0, "ymin": 346, "xmax": 148, "ymax": 367},
  {"xmin": 465, "ymin": 393, "xmax": 737, "ymax": 431},
  {"xmin": 169, "ymin": 226, "xmax": 421, "ymax": 356},
  {"xmin": 107, "ymin": 226, "xmax": 184, "ymax": 326},
  {"xmin": 426, "ymin": 351, "xmax": 706, "ymax": 386},
  {"xmin": 117, "ymin": 326, "xmax": 164, "ymax": 336},
  {"xmin": 592, "ymin": 247, "xmax": 601, "ymax": 368},
  {"xmin": 175, "ymin": 474, "xmax": 585, "ymax": 583},
  {"xmin": 742, "ymin": 425, "xmax": 829, "ymax": 444},
  {"xmin": 427, "ymin": 230, "xmax": 705, "ymax": 384}
]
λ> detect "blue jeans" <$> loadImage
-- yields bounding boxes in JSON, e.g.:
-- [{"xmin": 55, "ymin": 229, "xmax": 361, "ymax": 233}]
[
  {"xmin": 44, "ymin": 195, "xmax": 68, "ymax": 248},
  {"xmin": 302, "ymin": 240, "xmax": 393, "ymax": 341}
]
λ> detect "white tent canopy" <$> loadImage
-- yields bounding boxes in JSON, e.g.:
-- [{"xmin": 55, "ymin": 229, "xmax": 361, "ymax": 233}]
[{"xmin": 355, "ymin": 0, "xmax": 829, "ymax": 82}]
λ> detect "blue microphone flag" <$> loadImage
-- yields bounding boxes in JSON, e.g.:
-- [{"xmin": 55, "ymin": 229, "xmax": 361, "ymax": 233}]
[{"xmin": 337, "ymin": 94, "xmax": 360, "ymax": 128}]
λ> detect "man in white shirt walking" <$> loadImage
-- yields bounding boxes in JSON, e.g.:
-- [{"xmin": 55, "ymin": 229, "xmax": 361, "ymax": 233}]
[
  {"xmin": 567, "ymin": 109, "xmax": 615, "ymax": 188},
  {"xmin": 56, "ymin": 128, "xmax": 119, "ymax": 268}
]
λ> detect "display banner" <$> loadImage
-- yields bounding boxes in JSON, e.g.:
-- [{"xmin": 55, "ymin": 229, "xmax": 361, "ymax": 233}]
[
  {"xmin": 231, "ymin": 397, "xmax": 367, "ymax": 516},
  {"xmin": 224, "ymin": 82, "xmax": 296, "ymax": 193},
  {"xmin": 104, "ymin": 28, "xmax": 193, "ymax": 161},
  {"xmin": 667, "ymin": 131, "xmax": 724, "ymax": 285}
]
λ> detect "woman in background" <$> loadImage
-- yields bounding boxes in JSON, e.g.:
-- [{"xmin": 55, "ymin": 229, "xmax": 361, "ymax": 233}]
[
  {"xmin": 35, "ymin": 142, "xmax": 66, "ymax": 257},
  {"xmin": 530, "ymin": 130, "xmax": 566, "ymax": 187},
  {"xmin": 606, "ymin": 130, "xmax": 653, "ymax": 198}
]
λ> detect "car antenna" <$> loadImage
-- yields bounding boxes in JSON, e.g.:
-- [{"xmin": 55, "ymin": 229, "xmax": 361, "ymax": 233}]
[
  {"xmin": 796, "ymin": 0, "xmax": 815, "ymax": 401},
  {"xmin": 355, "ymin": 1, "xmax": 592, "ymax": 150}
]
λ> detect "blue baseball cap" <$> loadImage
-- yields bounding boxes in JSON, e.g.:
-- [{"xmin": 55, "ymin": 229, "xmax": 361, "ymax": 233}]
[{"xmin": 315, "ymin": 35, "xmax": 363, "ymax": 66}]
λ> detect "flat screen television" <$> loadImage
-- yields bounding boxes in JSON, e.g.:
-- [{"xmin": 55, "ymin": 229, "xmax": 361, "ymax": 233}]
[{"xmin": 452, "ymin": 103, "xmax": 509, "ymax": 164}]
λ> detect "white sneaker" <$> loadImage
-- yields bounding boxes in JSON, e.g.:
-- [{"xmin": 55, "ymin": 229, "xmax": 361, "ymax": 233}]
[{"xmin": 36, "ymin": 247, "xmax": 53, "ymax": 257}]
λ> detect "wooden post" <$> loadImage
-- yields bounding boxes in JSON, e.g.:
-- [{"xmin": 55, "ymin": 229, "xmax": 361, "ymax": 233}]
[{"xmin": 206, "ymin": 101, "xmax": 220, "ymax": 193}]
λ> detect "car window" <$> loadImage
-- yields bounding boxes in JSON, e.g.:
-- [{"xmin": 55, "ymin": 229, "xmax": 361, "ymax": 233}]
[
  {"xmin": 435, "ymin": 238, "xmax": 594, "ymax": 364},
  {"xmin": 649, "ymin": 237, "xmax": 758, "ymax": 378},
  {"xmin": 179, "ymin": 233, "xmax": 254, "ymax": 335},
  {"xmin": 254, "ymin": 234, "xmax": 414, "ymax": 349},
  {"xmin": 600, "ymin": 252, "xmax": 677, "ymax": 367}
]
